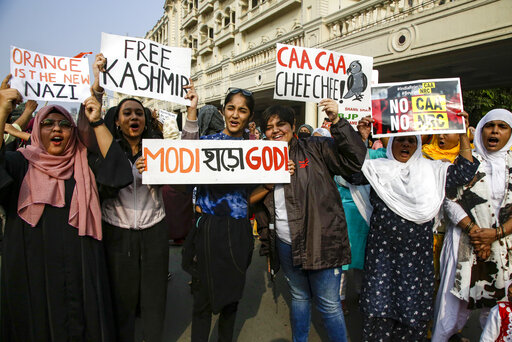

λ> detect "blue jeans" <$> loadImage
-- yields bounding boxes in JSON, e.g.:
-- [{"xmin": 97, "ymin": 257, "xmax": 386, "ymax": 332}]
[{"xmin": 278, "ymin": 239, "xmax": 348, "ymax": 342}]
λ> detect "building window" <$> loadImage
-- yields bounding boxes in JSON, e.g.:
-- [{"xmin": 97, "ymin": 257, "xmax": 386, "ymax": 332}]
[
  {"xmin": 251, "ymin": 0, "xmax": 258, "ymax": 9},
  {"xmin": 208, "ymin": 27, "xmax": 214, "ymax": 39}
]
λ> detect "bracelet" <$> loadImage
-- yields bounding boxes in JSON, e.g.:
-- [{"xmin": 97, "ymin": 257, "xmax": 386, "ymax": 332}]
[
  {"xmin": 496, "ymin": 225, "xmax": 506, "ymax": 240},
  {"xmin": 463, "ymin": 221, "xmax": 474, "ymax": 234},
  {"xmin": 460, "ymin": 148, "xmax": 472, "ymax": 152},
  {"xmin": 263, "ymin": 185, "xmax": 274, "ymax": 191},
  {"xmin": 89, "ymin": 118, "xmax": 104, "ymax": 127},
  {"xmin": 467, "ymin": 221, "xmax": 475, "ymax": 234}
]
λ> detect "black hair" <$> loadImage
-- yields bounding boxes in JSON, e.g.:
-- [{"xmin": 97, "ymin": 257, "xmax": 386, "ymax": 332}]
[
  {"xmin": 223, "ymin": 91, "xmax": 255, "ymax": 117},
  {"xmin": 104, "ymin": 98, "xmax": 162, "ymax": 156},
  {"xmin": 260, "ymin": 105, "xmax": 296, "ymax": 131}
]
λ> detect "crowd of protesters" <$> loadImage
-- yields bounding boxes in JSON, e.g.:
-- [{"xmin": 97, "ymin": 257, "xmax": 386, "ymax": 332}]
[{"xmin": 1, "ymin": 53, "xmax": 512, "ymax": 342}]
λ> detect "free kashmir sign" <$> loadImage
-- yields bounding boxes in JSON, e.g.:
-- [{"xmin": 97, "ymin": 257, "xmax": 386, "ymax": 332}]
[
  {"xmin": 142, "ymin": 140, "xmax": 291, "ymax": 185},
  {"xmin": 100, "ymin": 32, "xmax": 192, "ymax": 106}
]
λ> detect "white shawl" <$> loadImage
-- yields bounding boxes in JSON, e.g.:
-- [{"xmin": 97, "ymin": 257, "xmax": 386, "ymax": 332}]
[
  {"xmin": 473, "ymin": 108, "xmax": 512, "ymax": 216},
  {"xmin": 362, "ymin": 135, "xmax": 451, "ymax": 224}
]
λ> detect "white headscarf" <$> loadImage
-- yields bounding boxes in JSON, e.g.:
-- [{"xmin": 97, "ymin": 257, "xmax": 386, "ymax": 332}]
[
  {"xmin": 313, "ymin": 127, "xmax": 331, "ymax": 137},
  {"xmin": 473, "ymin": 109, "xmax": 512, "ymax": 213},
  {"xmin": 362, "ymin": 135, "xmax": 451, "ymax": 224}
]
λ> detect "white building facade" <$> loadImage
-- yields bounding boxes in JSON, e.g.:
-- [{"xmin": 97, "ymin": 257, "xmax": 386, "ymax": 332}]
[{"xmin": 133, "ymin": 0, "xmax": 511, "ymax": 128}]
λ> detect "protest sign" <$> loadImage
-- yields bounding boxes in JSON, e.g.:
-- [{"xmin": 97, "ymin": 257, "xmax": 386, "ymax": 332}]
[
  {"xmin": 142, "ymin": 139, "xmax": 290, "ymax": 185},
  {"xmin": 100, "ymin": 32, "xmax": 191, "ymax": 106},
  {"xmin": 158, "ymin": 109, "xmax": 177, "ymax": 125},
  {"xmin": 10, "ymin": 46, "xmax": 90, "ymax": 102},
  {"xmin": 274, "ymin": 43, "xmax": 373, "ymax": 124},
  {"xmin": 371, "ymin": 78, "xmax": 465, "ymax": 138}
]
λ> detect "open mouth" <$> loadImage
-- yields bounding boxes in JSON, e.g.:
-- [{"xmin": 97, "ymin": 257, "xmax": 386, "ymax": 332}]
[
  {"xmin": 129, "ymin": 122, "xmax": 140, "ymax": 130},
  {"xmin": 51, "ymin": 136, "xmax": 63, "ymax": 145},
  {"xmin": 229, "ymin": 120, "xmax": 240, "ymax": 127},
  {"xmin": 488, "ymin": 137, "xmax": 499, "ymax": 146},
  {"xmin": 400, "ymin": 149, "xmax": 411, "ymax": 156},
  {"xmin": 272, "ymin": 134, "xmax": 283, "ymax": 140}
]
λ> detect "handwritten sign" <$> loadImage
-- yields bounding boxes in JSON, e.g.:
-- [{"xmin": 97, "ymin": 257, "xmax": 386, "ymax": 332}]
[
  {"xmin": 371, "ymin": 78, "xmax": 465, "ymax": 138},
  {"xmin": 158, "ymin": 109, "xmax": 177, "ymax": 125},
  {"xmin": 10, "ymin": 46, "xmax": 90, "ymax": 102},
  {"xmin": 142, "ymin": 140, "xmax": 290, "ymax": 184},
  {"xmin": 274, "ymin": 44, "xmax": 373, "ymax": 124},
  {"xmin": 100, "ymin": 32, "xmax": 191, "ymax": 106}
]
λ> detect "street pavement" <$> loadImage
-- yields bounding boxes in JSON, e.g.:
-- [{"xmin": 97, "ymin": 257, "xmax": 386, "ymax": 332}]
[{"xmin": 152, "ymin": 241, "xmax": 483, "ymax": 341}]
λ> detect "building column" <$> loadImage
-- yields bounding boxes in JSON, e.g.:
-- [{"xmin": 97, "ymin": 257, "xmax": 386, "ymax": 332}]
[{"xmin": 304, "ymin": 102, "xmax": 318, "ymax": 128}]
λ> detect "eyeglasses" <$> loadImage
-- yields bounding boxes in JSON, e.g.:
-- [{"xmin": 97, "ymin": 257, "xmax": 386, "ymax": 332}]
[
  {"xmin": 40, "ymin": 118, "xmax": 73, "ymax": 129},
  {"xmin": 227, "ymin": 88, "xmax": 253, "ymax": 97}
]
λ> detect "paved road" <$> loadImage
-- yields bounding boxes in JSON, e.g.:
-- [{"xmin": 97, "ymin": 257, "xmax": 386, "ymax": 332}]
[{"xmin": 154, "ymin": 241, "xmax": 483, "ymax": 341}]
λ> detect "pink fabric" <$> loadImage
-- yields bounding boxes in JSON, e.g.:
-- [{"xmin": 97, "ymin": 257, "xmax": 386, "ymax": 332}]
[
  {"xmin": 17, "ymin": 105, "xmax": 102, "ymax": 240},
  {"xmin": 371, "ymin": 139, "xmax": 383, "ymax": 150}
]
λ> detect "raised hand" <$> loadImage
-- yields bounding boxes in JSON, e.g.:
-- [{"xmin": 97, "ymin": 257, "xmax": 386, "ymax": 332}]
[
  {"xmin": 357, "ymin": 115, "xmax": 374, "ymax": 142},
  {"xmin": 319, "ymin": 98, "xmax": 339, "ymax": 124}
]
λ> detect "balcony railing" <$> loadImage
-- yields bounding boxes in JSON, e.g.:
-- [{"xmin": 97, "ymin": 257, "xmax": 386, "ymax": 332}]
[
  {"xmin": 198, "ymin": 0, "xmax": 214, "ymax": 15},
  {"xmin": 238, "ymin": 0, "xmax": 301, "ymax": 32},
  {"xmin": 215, "ymin": 23, "xmax": 236, "ymax": 47},
  {"xmin": 326, "ymin": 0, "xmax": 459, "ymax": 39},
  {"xmin": 183, "ymin": 8, "xmax": 198, "ymax": 29},
  {"xmin": 198, "ymin": 38, "xmax": 214, "ymax": 55}
]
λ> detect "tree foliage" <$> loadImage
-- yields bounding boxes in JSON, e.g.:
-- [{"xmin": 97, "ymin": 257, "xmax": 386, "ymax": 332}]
[{"xmin": 463, "ymin": 88, "xmax": 512, "ymax": 127}]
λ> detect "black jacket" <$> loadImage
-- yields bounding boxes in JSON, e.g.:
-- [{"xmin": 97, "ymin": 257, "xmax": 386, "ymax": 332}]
[{"xmin": 257, "ymin": 118, "xmax": 367, "ymax": 270}]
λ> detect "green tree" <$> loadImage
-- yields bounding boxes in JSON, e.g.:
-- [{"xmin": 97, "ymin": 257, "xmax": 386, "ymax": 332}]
[{"xmin": 463, "ymin": 88, "xmax": 512, "ymax": 127}]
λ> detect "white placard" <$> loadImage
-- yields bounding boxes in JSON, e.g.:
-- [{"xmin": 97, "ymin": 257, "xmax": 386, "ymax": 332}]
[
  {"xmin": 10, "ymin": 46, "xmax": 90, "ymax": 102},
  {"xmin": 274, "ymin": 43, "xmax": 373, "ymax": 125},
  {"xmin": 142, "ymin": 139, "xmax": 291, "ymax": 184},
  {"xmin": 158, "ymin": 109, "xmax": 177, "ymax": 125},
  {"xmin": 100, "ymin": 32, "xmax": 191, "ymax": 106}
]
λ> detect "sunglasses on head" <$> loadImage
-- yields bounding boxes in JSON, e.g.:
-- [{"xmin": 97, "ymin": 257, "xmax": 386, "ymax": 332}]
[
  {"xmin": 227, "ymin": 88, "xmax": 253, "ymax": 97},
  {"xmin": 40, "ymin": 118, "xmax": 73, "ymax": 129}
]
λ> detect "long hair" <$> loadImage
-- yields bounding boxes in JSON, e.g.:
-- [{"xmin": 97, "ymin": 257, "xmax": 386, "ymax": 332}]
[{"xmin": 104, "ymin": 98, "xmax": 162, "ymax": 155}]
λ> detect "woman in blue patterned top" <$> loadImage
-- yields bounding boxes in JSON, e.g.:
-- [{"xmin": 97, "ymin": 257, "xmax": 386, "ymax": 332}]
[{"xmin": 182, "ymin": 88, "xmax": 257, "ymax": 342}]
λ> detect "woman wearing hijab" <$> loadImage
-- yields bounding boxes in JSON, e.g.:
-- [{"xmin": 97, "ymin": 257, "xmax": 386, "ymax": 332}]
[
  {"xmin": 312, "ymin": 127, "xmax": 331, "ymax": 137},
  {"xmin": 432, "ymin": 109, "xmax": 512, "ymax": 341},
  {"xmin": 349, "ymin": 112, "xmax": 478, "ymax": 340},
  {"xmin": 297, "ymin": 124, "xmax": 313, "ymax": 139},
  {"xmin": 423, "ymin": 133, "xmax": 463, "ymax": 163},
  {"xmin": 0, "ymin": 87, "xmax": 132, "ymax": 341}
]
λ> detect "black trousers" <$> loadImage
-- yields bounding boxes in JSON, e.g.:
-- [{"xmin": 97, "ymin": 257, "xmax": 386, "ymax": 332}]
[
  {"xmin": 103, "ymin": 220, "xmax": 169, "ymax": 342},
  {"xmin": 191, "ymin": 277, "xmax": 239, "ymax": 342}
]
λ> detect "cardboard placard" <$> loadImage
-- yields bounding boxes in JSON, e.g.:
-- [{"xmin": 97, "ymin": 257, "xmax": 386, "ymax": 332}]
[{"xmin": 142, "ymin": 139, "xmax": 291, "ymax": 185}]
